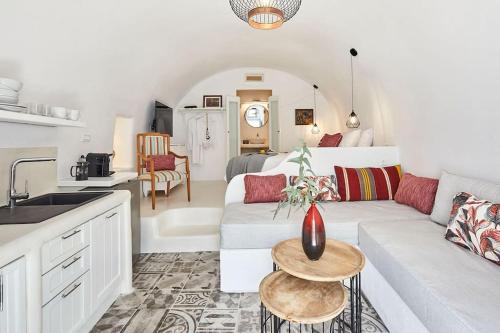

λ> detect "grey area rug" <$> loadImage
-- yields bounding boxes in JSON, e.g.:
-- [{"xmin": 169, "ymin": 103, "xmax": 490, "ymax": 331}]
[{"xmin": 91, "ymin": 252, "xmax": 388, "ymax": 333}]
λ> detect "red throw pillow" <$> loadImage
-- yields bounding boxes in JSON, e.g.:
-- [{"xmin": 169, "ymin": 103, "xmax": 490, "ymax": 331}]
[
  {"xmin": 318, "ymin": 133, "xmax": 343, "ymax": 147},
  {"xmin": 334, "ymin": 165, "xmax": 402, "ymax": 201},
  {"xmin": 244, "ymin": 174, "xmax": 286, "ymax": 204},
  {"xmin": 145, "ymin": 154, "xmax": 175, "ymax": 171},
  {"xmin": 394, "ymin": 173, "xmax": 439, "ymax": 214},
  {"xmin": 445, "ymin": 192, "xmax": 500, "ymax": 265}
]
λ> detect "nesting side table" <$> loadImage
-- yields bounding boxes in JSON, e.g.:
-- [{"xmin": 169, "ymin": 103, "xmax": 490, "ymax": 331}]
[{"xmin": 259, "ymin": 238, "xmax": 365, "ymax": 333}]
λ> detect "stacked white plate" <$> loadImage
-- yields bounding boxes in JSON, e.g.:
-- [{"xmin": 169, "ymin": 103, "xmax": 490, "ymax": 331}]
[{"xmin": 0, "ymin": 78, "xmax": 23, "ymax": 105}]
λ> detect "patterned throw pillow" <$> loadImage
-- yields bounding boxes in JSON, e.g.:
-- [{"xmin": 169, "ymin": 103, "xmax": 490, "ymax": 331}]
[
  {"xmin": 318, "ymin": 133, "xmax": 343, "ymax": 147},
  {"xmin": 445, "ymin": 192, "xmax": 500, "ymax": 265},
  {"xmin": 289, "ymin": 175, "xmax": 341, "ymax": 202},
  {"xmin": 334, "ymin": 165, "xmax": 402, "ymax": 201},
  {"xmin": 244, "ymin": 174, "xmax": 287, "ymax": 204},
  {"xmin": 395, "ymin": 173, "xmax": 439, "ymax": 214},
  {"xmin": 146, "ymin": 154, "xmax": 175, "ymax": 171}
]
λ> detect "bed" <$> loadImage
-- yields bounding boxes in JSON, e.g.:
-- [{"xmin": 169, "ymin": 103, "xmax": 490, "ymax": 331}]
[{"xmin": 225, "ymin": 152, "xmax": 287, "ymax": 182}]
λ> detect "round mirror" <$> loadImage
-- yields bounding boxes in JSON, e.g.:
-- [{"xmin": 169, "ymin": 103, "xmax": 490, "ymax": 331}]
[{"xmin": 244, "ymin": 104, "xmax": 269, "ymax": 128}]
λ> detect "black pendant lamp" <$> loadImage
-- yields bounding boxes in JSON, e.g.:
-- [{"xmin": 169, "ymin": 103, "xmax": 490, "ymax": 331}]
[
  {"xmin": 311, "ymin": 84, "xmax": 320, "ymax": 134},
  {"xmin": 346, "ymin": 48, "xmax": 361, "ymax": 128}
]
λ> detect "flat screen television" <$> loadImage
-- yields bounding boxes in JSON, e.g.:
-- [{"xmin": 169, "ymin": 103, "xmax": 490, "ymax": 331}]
[{"xmin": 151, "ymin": 101, "xmax": 173, "ymax": 136}]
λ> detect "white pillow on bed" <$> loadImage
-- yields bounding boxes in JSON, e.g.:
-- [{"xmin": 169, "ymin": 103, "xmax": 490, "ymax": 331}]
[
  {"xmin": 358, "ymin": 128, "xmax": 374, "ymax": 147},
  {"xmin": 339, "ymin": 129, "xmax": 362, "ymax": 147}
]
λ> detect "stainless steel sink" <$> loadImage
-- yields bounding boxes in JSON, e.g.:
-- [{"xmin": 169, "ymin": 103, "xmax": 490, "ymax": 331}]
[{"xmin": 0, "ymin": 192, "xmax": 112, "ymax": 225}]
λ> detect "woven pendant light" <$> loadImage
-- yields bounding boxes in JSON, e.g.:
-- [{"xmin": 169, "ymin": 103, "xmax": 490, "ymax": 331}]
[{"xmin": 229, "ymin": 0, "xmax": 302, "ymax": 30}]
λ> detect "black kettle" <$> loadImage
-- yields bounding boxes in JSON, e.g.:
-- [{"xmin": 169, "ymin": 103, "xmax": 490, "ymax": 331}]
[{"xmin": 71, "ymin": 155, "xmax": 89, "ymax": 181}]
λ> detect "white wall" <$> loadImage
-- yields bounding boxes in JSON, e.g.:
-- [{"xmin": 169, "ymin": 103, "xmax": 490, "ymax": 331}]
[
  {"xmin": 173, "ymin": 68, "xmax": 340, "ymax": 180},
  {"xmin": 1, "ymin": 0, "xmax": 499, "ymax": 184}
]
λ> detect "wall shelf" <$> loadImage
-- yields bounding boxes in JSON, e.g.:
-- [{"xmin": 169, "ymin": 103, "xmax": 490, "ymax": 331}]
[
  {"xmin": 0, "ymin": 110, "xmax": 86, "ymax": 127},
  {"xmin": 177, "ymin": 107, "xmax": 225, "ymax": 113}
]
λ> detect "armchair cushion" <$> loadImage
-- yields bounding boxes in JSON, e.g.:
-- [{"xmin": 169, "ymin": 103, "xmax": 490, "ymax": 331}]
[
  {"xmin": 138, "ymin": 170, "xmax": 186, "ymax": 182},
  {"xmin": 146, "ymin": 154, "xmax": 175, "ymax": 171}
]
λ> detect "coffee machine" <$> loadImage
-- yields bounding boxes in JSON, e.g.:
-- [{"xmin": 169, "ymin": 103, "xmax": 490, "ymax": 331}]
[{"xmin": 86, "ymin": 153, "xmax": 114, "ymax": 177}]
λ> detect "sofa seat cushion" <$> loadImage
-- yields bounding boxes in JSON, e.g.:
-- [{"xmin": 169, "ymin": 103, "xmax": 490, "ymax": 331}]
[
  {"xmin": 359, "ymin": 220, "xmax": 500, "ymax": 333},
  {"xmin": 221, "ymin": 201, "xmax": 427, "ymax": 249}
]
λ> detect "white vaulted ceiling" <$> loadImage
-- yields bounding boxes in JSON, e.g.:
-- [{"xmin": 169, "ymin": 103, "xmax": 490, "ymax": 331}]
[{"xmin": 1, "ymin": 0, "xmax": 499, "ymax": 180}]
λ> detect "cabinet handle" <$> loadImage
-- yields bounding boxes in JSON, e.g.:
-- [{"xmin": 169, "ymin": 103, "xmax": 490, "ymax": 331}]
[
  {"xmin": 0, "ymin": 274, "xmax": 3, "ymax": 312},
  {"xmin": 61, "ymin": 229, "xmax": 81, "ymax": 240},
  {"xmin": 62, "ymin": 256, "xmax": 81, "ymax": 269},
  {"xmin": 62, "ymin": 282, "xmax": 81, "ymax": 298},
  {"xmin": 106, "ymin": 212, "xmax": 117, "ymax": 219}
]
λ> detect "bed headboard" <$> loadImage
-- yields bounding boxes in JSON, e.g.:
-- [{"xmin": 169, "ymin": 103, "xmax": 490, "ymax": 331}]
[{"xmin": 225, "ymin": 146, "xmax": 400, "ymax": 205}]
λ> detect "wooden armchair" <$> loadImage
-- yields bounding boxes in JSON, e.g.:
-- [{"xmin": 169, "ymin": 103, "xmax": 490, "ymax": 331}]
[{"xmin": 136, "ymin": 132, "xmax": 191, "ymax": 209}]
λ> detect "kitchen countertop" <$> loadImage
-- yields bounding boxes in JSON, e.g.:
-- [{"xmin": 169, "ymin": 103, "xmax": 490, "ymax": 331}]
[
  {"xmin": 0, "ymin": 190, "xmax": 130, "ymax": 268},
  {"xmin": 57, "ymin": 171, "xmax": 138, "ymax": 187}
]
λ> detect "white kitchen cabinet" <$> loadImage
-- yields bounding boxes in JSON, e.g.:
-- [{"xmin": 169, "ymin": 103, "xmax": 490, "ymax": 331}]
[
  {"xmin": 42, "ymin": 272, "xmax": 90, "ymax": 333},
  {"xmin": 0, "ymin": 257, "xmax": 27, "ymax": 333},
  {"xmin": 42, "ymin": 246, "xmax": 90, "ymax": 305},
  {"xmin": 41, "ymin": 222, "xmax": 90, "ymax": 274},
  {"xmin": 91, "ymin": 207, "xmax": 121, "ymax": 308}
]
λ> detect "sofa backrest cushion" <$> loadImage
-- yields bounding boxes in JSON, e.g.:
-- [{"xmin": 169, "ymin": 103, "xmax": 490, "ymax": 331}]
[
  {"xmin": 289, "ymin": 175, "xmax": 341, "ymax": 202},
  {"xmin": 395, "ymin": 173, "xmax": 439, "ymax": 214},
  {"xmin": 334, "ymin": 165, "xmax": 401, "ymax": 201},
  {"xmin": 244, "ymin": 174, "xmax": 287, "ymax": 204},
  {"xmin": 445, "ymin": 192, "xmax": 500, "ymax": 265},
  {"xmin": 431, "ymin": 171, "xmax": 500, "ymax": 225}
]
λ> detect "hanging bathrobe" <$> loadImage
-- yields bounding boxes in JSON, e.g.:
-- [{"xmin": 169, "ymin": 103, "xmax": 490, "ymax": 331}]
[{"xmin": 187, "ymin": 115, "xmax": 205, "ymax": 165}]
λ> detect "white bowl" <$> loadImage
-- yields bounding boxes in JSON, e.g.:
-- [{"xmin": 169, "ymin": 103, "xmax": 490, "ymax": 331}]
[
  {"xmin": 0, "ymin": 78, "xmax": 23, "ymax": 91},
  {"xmin": 0, "ymin": 88, "xmax": 19, "ymax": 98},
  {"xmin": 0, "ymin": 103, "xmax": 27, "ymax": 112},
  {"xmin": 67, "ymin": 109, "xmax": 80, "ymax": 121},
  {"xmin": 50, "ymin": 106, "xmax": 67, "ymax": 118}
]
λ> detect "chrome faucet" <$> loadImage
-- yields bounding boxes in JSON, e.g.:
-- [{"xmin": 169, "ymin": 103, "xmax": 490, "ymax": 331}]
[{"xmin": 8, "ymin": 157, "xmax": 57, "ymax": 208}]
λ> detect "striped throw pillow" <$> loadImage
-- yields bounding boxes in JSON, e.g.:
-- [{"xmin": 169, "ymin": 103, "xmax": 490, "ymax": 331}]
[{"xmin": 334, "ymin": 165, "xmax": 402, "ymax": 201}]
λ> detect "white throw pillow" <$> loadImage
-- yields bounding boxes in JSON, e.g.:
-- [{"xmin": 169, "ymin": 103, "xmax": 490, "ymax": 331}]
[
  {"xmin": 358, "ymin": 128, "xmax": 374, "ymax": 147},
  {"xmin": 430, "ymin": 171, "xmax": 500, "ymax": 226},
  {"xmin": 339, "ymin": 129, "xmax": 362, "ymax": 147}
]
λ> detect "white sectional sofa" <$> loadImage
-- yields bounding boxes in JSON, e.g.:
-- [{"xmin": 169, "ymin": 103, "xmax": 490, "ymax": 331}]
[
  {"xmin": 221, "ymin": 146, "xmax": 401, "ymax": 293},
  {"xmin": 220, "ymin": 147, "xmax": 500, "ymax": 333}
]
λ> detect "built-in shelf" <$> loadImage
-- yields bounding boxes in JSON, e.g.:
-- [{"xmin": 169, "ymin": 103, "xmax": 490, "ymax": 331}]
[
  {"xmin": 177, "ymin": 107, "xmax": 225, "ymax": 113},
  {"xmin": 0, "ymin": 110, "xmax": 86, "ymax": 127},
  {"xmin": 58, "ymin": 171, "xmax": 138, "ymax": 187},
  {"xmin": 241, "ymin": 143, "xmax": 268, "ymax": 148}
]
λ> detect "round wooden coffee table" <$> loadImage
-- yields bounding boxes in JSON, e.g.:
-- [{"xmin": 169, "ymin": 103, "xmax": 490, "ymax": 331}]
[
  {"xmin": 272, "ymin": 238, "xmax": 365, "ymax": 281},
  {"xmin": 262, "ymin": 238, "xmax": 365, "ymax": 333},
  {"xmin": 260, "ymin": 271, "xmax": 347, "ymax": 324}
]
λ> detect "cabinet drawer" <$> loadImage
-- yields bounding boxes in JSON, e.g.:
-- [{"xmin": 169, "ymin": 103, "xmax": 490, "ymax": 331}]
[
  {"xmin": 42, "ymin": 247, "xmax": 90, "ymax": 305},
  {"xmin": 41, "ymin": 222, "xmax": 90, "ymax": 274},
  {"xmin": 42, "ymin": 272, "xmax": 90, "ymax": 333}
]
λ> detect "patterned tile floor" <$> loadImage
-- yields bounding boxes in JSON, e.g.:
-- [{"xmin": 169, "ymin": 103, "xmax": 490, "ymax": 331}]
[{"xmin": 91, "ymin": 252, "xmax": 388, "ymax": 333}]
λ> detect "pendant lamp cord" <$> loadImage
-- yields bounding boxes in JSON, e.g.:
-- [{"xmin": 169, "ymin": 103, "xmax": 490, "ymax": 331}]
[
  {"xmin": 313, "ymin": 85, "xmax": 317, "ymax": 123},
  {"xmin": 351, "ymin": 54, "xmax": 354, "ymax": 112}
]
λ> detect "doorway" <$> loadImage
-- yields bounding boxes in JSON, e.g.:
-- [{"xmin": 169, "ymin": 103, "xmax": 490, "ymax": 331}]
[{"xmin": 237, "ymin": 90, "xmax": 272, "ymax": 154}]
